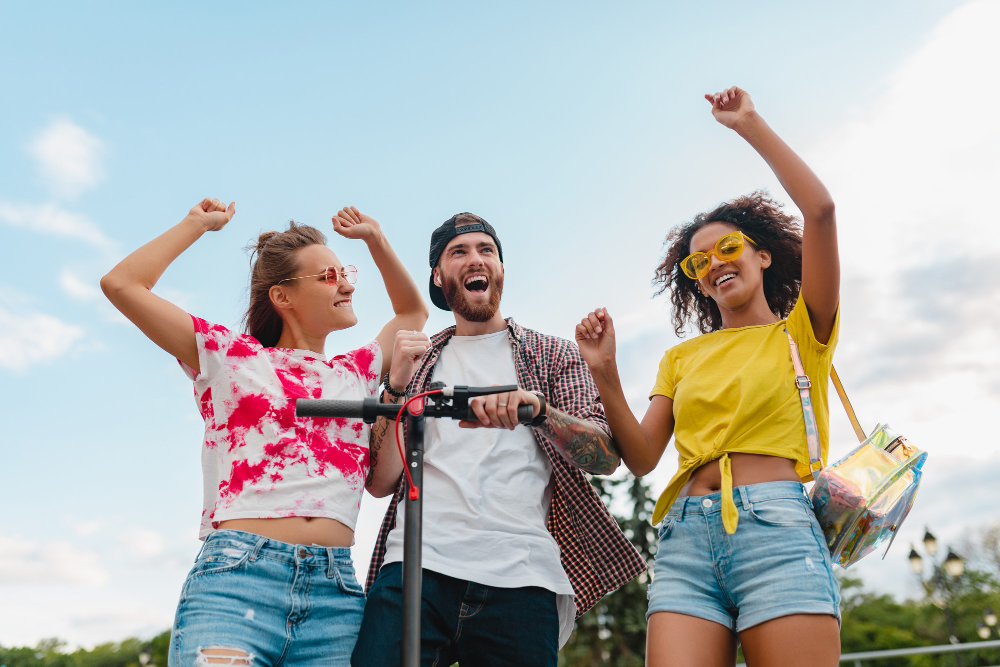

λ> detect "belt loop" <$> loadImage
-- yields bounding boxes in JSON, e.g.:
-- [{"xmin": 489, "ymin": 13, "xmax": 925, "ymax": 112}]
[
  {"xmin": 194, "ymin": 535, "xmax": 210, "ymax": 561},
  {"xmin": 327, "ymin": 548, "xmax": 337, "ymax": 579},
  {"xmin": 679, "ymin": 497, "xmax": 688, "ymax": 522},
  {"xmin": 739, "ymin": 485, "xmax": 751, "ymax": 511},
  {"xmin": 249, "ymin": 535, "xmax": 266, "ymax": 562}
]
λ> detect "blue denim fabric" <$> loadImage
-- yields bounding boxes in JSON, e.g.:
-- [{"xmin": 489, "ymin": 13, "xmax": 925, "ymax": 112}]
[
  {"xmin": 647, "ymin": 481, "xmax": 841, "ymax": 633},
  {"xmin": 352, "ymin": 562, "xmax": 558, "ymax": 667},
  {"xmin": 168, "ymin": 529, "xmax": 365, "ymax": 666}
]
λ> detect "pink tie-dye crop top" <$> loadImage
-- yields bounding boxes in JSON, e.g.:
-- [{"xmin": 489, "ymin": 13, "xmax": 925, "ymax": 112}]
[{"xmin": 178, "ymin": 316, "xmax": 382, "ymax": 539}]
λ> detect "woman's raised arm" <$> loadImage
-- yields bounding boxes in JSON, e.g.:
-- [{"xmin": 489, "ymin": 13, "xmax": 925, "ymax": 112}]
[
  {"xmin": 576, "ymin": 308, "xmax": 675, "ymax": 476},
  {"xmin": 707, "ymin": 87, "xmax": 840, "ymax": 343},
  {"xmin": 101, "ymin": 198, "xmax": 235, "ymax": 373},
  {"xmin": 332, "ymin": 206, "xmax": 429, "ymax": 378}
]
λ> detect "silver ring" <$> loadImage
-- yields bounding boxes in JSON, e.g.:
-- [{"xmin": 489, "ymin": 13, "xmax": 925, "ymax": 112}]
[{"xmin": 498, "ymin": 403, "xmax": 508, "ymax": 408}]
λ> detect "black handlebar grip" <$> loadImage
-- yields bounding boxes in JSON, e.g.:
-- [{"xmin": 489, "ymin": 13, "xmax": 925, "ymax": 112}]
[
  {"xmin": 517, "ymin": 404, "xmax": 535, "ymax": 425},
  {"xmin": 461, "ymin": 404, "xmax": 536, "ymax": 425},
  {"xmin": 295, "ymin": 399, "xmax": 365, "ymax": 419}
]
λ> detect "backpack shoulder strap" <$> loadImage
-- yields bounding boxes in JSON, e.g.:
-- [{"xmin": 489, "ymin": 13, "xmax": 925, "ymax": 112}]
[
  {"xmin": 784, "ymin": 328, "xmax": 824, "ymax": 476},
  {"xmin": 830, "ymin": 367, "xmax": 867, "ymax": 444}
]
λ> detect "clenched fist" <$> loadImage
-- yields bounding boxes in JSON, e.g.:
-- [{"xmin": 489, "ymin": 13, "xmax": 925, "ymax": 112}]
[
  {"xmin": 387, "ymin": 330, "xmax": 431, "ymax": 393},
  {"xmin": 333, "ymin": 206, "xmax": 384, "ymax": 243},
  {"xmin": 705, "ymin": 86, "xmax": 756, "ymax": 129},
  {"xmin": 186, "ymin": 197, "xmax": 235, "ymax": 232},
  {"xmin": 575, "ymin": 307, "xmax": 617, "ymax": 372}
]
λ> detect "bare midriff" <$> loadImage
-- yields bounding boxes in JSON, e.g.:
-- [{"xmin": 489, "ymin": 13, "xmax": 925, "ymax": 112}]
[
  {"xmin": 681, "ymin": 452, "xmax": 801, "ymax": 497},
  {"xmin": 216, "ymin": 517, "xmax": 354, "ymax": 547}
]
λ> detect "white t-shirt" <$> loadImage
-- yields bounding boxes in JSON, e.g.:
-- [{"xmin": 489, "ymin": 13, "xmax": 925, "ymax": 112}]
[
  {"xmin": 179, "ymin": 316, "xmax": 382, "ymax": 539},
  {"xmin": 383, "ymin": 330, "xmax": 574, "ymax": 598}
]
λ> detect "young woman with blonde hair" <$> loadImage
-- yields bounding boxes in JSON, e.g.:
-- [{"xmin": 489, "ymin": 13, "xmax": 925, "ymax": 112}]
[{"xmin": 102, "ymin": 200, "xmax": 429, "ymax": 666}]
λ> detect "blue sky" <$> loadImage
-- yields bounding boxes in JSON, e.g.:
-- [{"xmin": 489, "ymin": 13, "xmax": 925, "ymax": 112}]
[{"xmin": 2, "ymin": 0, "xmax": 998, "ymax": 647}]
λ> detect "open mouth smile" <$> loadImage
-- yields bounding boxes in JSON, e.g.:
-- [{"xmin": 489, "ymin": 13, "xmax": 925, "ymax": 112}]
[
  {"xmin": 334, "ymin": 298, "xmax": 353, "ymax": 308},
  {"xmin": 713, "ymin": 272, "xmax": 738, "ymax": 288},
  {"xmin": 464, "ymin": 273, "xmax": 489, "ymax": 294}
]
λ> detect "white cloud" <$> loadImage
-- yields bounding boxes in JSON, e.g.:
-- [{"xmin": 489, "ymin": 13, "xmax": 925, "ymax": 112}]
[
  {"xmin": 29, "ymin": 119, "xmax": 105, "ymax": 198},
  {"xmin": 0, "ymin": 202, "xmax": 116, "ymax": 251},
  {"xmin": 805, "ymin": 0, "xmax": 1000, "ymax": 463},
  {"xmin": 54, "ymin": 269, "xmax": 135, "ymax": 325},
  {"xmin": 0, "ymin": 305, "xmax": 86, "ymax": 372},
  {"xmin": 122, "ymin": 529, "xmax": 167, "ymax": 560},
  {"xmin": 0, "ymin": 284, "xmax": 33, "ymax": 307},
  {"xmin": 0, "ymin": 584, "xmax": 179, "ymax": 650},
  {"xmin": 73, "ymin": 520, "xmax": 108, "ymax": 537},
  {"xmin": 0, "ymin": 536, "xmax": 109, "ymax": 587},
  {"xmin": 59, "ymin": 268, "xmax": 104, "ymax": 301},
  {"xmin": 158, "ymin": 287, "xmax": 198, "ymax": 314}
]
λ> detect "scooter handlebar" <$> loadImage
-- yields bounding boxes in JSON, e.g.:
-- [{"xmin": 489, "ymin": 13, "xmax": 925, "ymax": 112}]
[{"xmin": 295, "ymin": 398, "xmax": 536, "ymax": 425}]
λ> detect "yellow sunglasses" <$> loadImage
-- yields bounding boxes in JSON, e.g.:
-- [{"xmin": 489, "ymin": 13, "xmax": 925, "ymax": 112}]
[{"xmin": 680, "ymin": 231, "xmax": 758, "ymax": 280}]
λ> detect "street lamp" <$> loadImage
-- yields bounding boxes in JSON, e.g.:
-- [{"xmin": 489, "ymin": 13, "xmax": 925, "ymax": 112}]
[
  {"xmin": 909, "ymin": 546, "xmax": 924, "ymax": 575},
  {"xmin": 923, "ymin": 528, "xmax": 938, "ymax": 556},
  {"xmin": 980, "ymin": 607, "xmax": 999, "ymax": 639},
  {"xmin": 909, "ymin": 529, "xmax": 966, "ymax": 666},
  {"xmin": 944, "ymin": 549, "xmax": 965, "ymax": 578}
]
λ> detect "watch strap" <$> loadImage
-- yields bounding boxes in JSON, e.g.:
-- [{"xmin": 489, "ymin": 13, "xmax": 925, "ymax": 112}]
[{"xmin": 530, "ymin": 391, "xmax": 548, "ymax": 427}]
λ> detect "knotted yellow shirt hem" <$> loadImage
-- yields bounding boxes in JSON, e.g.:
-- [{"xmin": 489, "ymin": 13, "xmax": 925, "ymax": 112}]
[{"xmin": 651, "ymin": 452, "xmax": 740, "ymax": 534}]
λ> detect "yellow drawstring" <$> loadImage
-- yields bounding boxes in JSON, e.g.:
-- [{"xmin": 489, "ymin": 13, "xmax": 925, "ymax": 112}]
[
  {"xmin": 719, "ymin": 454, "xmax": 739, "ymax": 534},
  {"xmin": 652, "ymin": 450, "xmax": 742, "ymax": 533}
]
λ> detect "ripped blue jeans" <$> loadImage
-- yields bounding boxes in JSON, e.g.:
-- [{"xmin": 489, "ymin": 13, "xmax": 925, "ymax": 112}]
[{"xmin": 168, "ymin": 529, "xmax": 365, "ymax": 666}]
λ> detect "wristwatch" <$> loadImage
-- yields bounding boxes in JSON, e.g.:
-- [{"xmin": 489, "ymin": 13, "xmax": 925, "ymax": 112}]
[
  {"xmin": 382, "ymin": 372, "xmax": 407, "ymax": 399},
  {"xmin": 530, "ymin": 391, "xmax": 548, "ymax": 427}
]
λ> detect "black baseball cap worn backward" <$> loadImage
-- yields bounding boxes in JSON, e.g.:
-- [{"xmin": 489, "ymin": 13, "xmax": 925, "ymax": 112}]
[{"xmin": 428, "ymin": 213, "xmax": 504, "ymax": 311}]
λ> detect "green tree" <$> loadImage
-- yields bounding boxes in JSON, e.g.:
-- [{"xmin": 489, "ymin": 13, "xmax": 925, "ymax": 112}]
[
  {"xmin": 0, "ymin": 631, "xmax": 170, "ymax": 667},
  {"xmin": 839, "ymin": 574, "xmax": 931, "ymax": 666},
  {"xmin": 838, "ymin": 566, "xmax": 1000, "ymax": 667}
]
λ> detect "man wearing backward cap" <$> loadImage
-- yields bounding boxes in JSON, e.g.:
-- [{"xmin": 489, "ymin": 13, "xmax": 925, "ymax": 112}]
[{"xmin": 352, "ymin": 213, "xmax": 645, "ymax": 666}]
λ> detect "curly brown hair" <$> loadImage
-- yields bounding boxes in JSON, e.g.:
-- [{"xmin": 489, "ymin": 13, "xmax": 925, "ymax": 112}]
[
  {"xmin": 242, "ymin": 221, "xmax": 327, "ymax": 347},
  {"xmin": 653, "ymin": 191, "xmax": 803, "ymax": 337}
]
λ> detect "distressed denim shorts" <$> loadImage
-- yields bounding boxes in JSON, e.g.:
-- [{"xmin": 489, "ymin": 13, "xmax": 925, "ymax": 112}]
[
  {"xmin": 168, "ymin": 529, "xmax": 365, "ymax": 666},
  {"xmin": 647, "ymin": 481, "xmax": 840, "ymax": 633}
]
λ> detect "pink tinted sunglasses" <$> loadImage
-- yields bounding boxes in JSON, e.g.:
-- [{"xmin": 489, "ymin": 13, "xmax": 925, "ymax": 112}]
[{"xmin": 277, "ymin": 265, "xmax": 358, "ymax": 286}]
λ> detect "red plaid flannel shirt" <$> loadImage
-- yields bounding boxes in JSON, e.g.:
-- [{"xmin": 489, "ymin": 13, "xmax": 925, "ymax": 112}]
[{"xmin": 365, "ymin": 318, "xmax": 646, "ymax": 617}]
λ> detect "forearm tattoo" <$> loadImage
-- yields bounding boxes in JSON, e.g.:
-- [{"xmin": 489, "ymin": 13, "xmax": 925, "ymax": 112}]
[
  {"xmin": 367, "ymin": 417, "xmax": 392, "ymax": 486},
  {"xmin": 538, "ymin": 408, "xmax": 620, "ymax": 476}
]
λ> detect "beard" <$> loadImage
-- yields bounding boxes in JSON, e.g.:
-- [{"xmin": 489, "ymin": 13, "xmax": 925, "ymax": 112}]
[{"xmin": 441, "ymin": 268, "xmax": 504, "ymax": 322}]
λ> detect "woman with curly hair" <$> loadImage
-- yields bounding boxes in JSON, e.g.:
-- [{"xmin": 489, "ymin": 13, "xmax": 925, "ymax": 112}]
[
  {"xmin": 101, "ymin": 200, "xmax": 429, "ymax": 666},
  {"xmin": 575, "ymin": 87, "xmax": 841, "ymax": 666}
]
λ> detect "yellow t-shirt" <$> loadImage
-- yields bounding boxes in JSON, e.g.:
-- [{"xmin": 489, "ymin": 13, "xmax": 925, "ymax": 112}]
[{"xmin": 649, "ymin": 294, "xmax": 839, "ymax": 533}]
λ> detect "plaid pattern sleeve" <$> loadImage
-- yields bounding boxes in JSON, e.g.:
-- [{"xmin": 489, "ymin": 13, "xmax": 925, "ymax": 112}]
[{"xmin": 364, "ymin": 319, "xmax": 646, "ymax": 618}]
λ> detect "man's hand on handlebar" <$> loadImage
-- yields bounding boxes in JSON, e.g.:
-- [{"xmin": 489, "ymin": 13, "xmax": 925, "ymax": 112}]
[{"xmin": 458, "ymin": 385, "xmax": 540, "ymax": 430}]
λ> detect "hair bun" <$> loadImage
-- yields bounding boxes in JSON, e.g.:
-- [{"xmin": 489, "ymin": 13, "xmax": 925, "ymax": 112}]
[{"xmin": 255, "ymin": 230, "xmax": 279, "ymax": 252}]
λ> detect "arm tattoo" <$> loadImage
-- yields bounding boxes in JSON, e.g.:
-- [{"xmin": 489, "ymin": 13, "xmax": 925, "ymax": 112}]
[
  {"xmin": 537, "ymin": 407, "xmax": 620, "ymax": 476},
  {"xmin": 366, "ymin": 417, "xmax": 392, "ymax": 486}
]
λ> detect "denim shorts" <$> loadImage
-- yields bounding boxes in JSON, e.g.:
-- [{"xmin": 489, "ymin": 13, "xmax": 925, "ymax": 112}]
[
  {"xmin": 168, "ymin": 529, "xmax": 366, "ymax": 666},
  {"xmin": 647, "ymin": 481, "xmax": 840, "ymax": 633}
]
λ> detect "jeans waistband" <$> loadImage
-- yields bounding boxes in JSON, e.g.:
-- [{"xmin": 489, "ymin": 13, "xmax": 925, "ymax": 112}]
[
  {"xmin": 666, "ymin": 481, "xmax": 808, "ymax": 520},
  {"xmin": 201, "ymin": 529, "xmax": 354, "ymax": 568}
]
